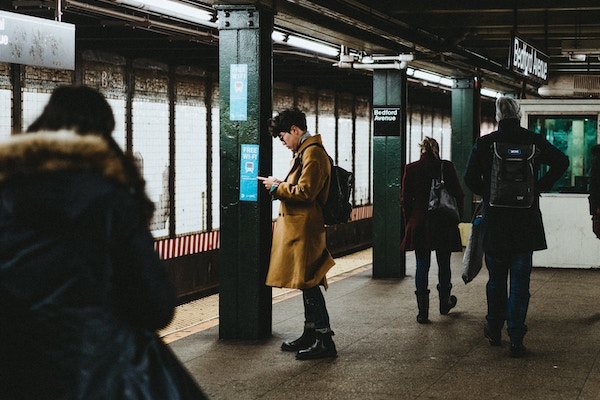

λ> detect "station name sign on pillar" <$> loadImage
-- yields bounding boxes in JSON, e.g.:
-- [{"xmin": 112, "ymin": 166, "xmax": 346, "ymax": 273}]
[
  {"xmin": 510, "ymin": 35, "xmax": 549, "ymax": 84},
  {"xmin": 373, "ymin": 107, "xmax": 402, "ymax": 136}
]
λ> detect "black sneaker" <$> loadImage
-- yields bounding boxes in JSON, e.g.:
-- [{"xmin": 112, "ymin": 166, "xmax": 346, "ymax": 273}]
[
  {"xmin": 484, "ymin": 324, "xmax": 501, "ymax": 346},
  {"xmin": 509, "ymin": 342, "xmax": 527, "ymax": 358}
]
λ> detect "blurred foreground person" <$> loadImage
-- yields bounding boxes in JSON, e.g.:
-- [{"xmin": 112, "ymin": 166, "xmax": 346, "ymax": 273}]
[{"xmin": 0, "ymin": 85, "xmax": 207, "ymax": 399}]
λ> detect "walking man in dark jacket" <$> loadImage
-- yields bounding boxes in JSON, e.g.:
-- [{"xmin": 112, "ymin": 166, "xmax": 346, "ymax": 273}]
[{"xmin": 464, "ymin": 96, "xmax": 569, "ymax": 357}]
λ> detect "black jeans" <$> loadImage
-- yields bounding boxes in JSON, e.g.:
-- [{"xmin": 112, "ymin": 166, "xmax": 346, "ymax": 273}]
[{"xmin": 302, "ymin": 286, "xmax": 330, "ymax": 330}]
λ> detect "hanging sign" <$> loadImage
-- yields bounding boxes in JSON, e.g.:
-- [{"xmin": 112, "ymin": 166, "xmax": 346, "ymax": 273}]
[
  {"xmin": 239, "ymin": 144, "xmax": 259, "ymax": 201},
  {"xmin": 0, "ymin": 10, "xmax": 75, "ymax": 70},
  {"xmin": 510, "ymin": 36, "xmax": 549, "ymax": 84}
]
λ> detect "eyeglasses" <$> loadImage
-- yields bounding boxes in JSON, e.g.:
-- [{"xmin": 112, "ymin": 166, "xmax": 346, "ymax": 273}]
[{"xmin": 278, "ymin": 132, "xmax": 289, "ymax": 142}]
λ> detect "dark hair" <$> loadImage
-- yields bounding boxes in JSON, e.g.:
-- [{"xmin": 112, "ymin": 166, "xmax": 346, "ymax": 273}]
[
  {"xmin": 27, "ymin": 85, "xmax": 116, "ymax": 137},
  {"xmin": 27, "ymin": 85, "xmax": 155, "ymax": 225},
  {"xmin": 268, "ymin": 108, "xmax": 307, "ymax": 138}
]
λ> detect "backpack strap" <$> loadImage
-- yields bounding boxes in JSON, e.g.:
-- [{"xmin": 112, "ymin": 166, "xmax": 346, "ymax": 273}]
[
  {"xmin": 299, "ymin": 142, "xmax": 331, "ymax": 165},
  {"xmin": 297, "ymin": 142, "xmax": 332, "ymax": 206},
  {"xmin": 440, "ymin": 160, "xmax": 445, "ymax": 182},
  {"xmin": 283, "ymin": 142, "xmax": 329, "ymax": 181}
]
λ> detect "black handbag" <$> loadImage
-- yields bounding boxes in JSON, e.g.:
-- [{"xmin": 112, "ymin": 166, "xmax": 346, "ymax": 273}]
[
  {"xmin": 135, "ymin": 331, "xmax": 208, "ymax": 400},
  {"xmin": 427, "ymin": 162, "xmax": 460, "ymax": 223},
  {"xmin": 100, "ymin": 330, "xmax": 209, "ymax": 400}
]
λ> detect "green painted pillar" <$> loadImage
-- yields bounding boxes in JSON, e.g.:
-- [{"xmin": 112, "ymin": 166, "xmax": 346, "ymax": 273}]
[
  {"xmin": 216, "ymin": 5, "xmax": 273, "ymax": 339},
  {"xmin": 451, "ymin": 77, "xmax": 481, "ymax": 220},
  {"xmin": 372, "ymin": 70, "xmax": 406, "ymax": 279}
]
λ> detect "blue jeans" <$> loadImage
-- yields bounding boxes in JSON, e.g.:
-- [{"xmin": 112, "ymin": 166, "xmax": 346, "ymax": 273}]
[
  {"xmin": 485, "ymin": 251, "xmax": 533, "ymax": 343},
  {"xmin": 415, "ymin": 249, "xmax": 452, "ymax": 293},
  {"xmin": 302, "ymin": 286, "xmax": 330, "ymax": 330}
]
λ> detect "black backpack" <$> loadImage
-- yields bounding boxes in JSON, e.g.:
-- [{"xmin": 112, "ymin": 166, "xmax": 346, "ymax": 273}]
[
  {"xmin": 489, "ymin": 142, "xmax": 537, "ymax": 208},
  {"xmin": 302, "ymin": 143, "xmax": 353, "ymax": 225}
]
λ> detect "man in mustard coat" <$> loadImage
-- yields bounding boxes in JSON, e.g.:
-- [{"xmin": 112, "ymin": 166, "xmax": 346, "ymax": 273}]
[{"xmin": 258, "ymin": 108, "xmax": 337, "ymax": 360}]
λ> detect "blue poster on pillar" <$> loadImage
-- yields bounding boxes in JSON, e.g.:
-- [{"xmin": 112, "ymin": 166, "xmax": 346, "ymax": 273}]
[
  {"xmin": 239, "ymin": 144, "xmax": 259, "ymax": 201},
  {"xmin": 230, "ymin": 64, "xmax": 248, "ymax": 121}
]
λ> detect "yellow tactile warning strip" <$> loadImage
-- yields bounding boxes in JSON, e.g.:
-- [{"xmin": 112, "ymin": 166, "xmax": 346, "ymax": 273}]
[{"xmin": 159, "ymin": 248, "xmax": 373, "ymax": 343}]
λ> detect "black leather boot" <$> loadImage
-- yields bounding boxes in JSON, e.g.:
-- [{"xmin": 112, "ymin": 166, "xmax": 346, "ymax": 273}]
[
  {"xmin": 437, "ymin": 284, "xmax": 457, "ymax": 315},
  {"xmin": 281, "ymin": 328, "xmax": 316, "ymax": 352},
  {"xmin": 295, "ymin": 330, "xmax": 337, "ymax": 360},
  {"xmin": 415, "ymin": 290, "xmax": 430, "ymax": 324}
]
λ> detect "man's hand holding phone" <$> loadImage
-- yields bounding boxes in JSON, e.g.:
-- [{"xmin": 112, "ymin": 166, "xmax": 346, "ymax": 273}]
[{"xmin": 257, "ymin": 176, "xmax": 281, "ymax": 191}]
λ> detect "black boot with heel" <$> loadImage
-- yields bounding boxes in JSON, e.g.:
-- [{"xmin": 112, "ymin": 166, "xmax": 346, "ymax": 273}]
[
  {"xmin": 415, "ymin": 290, "xmax": 430, "ymax": 324},
  {"xmin": 437, "ymin": 284, "xmax": 457, "ymax": 315}
]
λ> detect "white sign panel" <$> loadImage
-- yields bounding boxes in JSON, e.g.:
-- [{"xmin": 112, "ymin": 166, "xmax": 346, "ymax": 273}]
[{"xmin": 0, "ymin": 10, "xmax": 75, "ymax": 70}]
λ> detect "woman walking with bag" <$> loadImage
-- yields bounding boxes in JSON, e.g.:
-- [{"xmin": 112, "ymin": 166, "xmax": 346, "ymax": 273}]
[{"xmin": 401, "ymin": 137, "xmax": 464, "ymax": 323}]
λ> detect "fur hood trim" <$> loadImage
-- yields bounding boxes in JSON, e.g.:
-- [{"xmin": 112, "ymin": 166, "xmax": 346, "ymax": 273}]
[{"xmin": 0, "ymin": 130, "xmax": 128, "ymax": 186}]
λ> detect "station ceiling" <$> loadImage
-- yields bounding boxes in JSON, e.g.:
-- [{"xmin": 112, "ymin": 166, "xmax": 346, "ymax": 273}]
[{"xmin": 7, "ymin": 1, "xmax": 600, "ymax": 98}]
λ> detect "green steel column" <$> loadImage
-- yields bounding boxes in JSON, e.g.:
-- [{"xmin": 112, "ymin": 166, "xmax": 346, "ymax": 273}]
[
  {"xmin": 451, "ymin": 77, "xmax": 480, "ymax": 220},
  {"xmin": 372, "ymin": 70, "xmax": 406, "ymax": 279},
  {"xmin": 217, "ymin": 5, "xmax": 273, "ymax": 339}
]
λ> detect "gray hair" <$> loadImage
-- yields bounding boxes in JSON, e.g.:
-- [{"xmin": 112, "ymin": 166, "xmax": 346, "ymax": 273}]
[{"xmin": 495, "ymin": 96, "xmax": 522, "ymax": 122}]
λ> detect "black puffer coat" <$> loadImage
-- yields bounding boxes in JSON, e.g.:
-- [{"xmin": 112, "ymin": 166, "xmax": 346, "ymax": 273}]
[{"xmin": 0, "ymin": 131, "xmax": 180, "ymax": 399}]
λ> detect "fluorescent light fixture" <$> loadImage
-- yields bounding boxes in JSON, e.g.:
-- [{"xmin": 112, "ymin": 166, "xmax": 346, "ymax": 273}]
[
  {"xmin": 439, "ymin": 77, "xmax": 453, "ymax": 87},
  {"xmin": 568, "ymin": 53, "xmax": 587, "ymax": 61},
  {"xmin": 114, "ymin": 0, "xmax": 217, "ymax": 27},
  {"xmin": 413, "ymin": 69, "xmax": 446, "ymax": 85},
  {"xmin": 272, "ymin": 30, "xmax": 339, "ymax": 57},
  {"xmin": 481, "ymin": 88, "xmax": 502, "ymax": 98},
  {"xmin": 272, "ymin": 31, "xmax": 286, "ymax": 42},
  {"xmin": 286, "ymin": 36, "xmax": 339, "ymax": 57},
  {"xmin": 412, "ymin": 69, "xmax": 438, "ymax": 82},
  {"xmin": 406, "ymin": 67, "xmax": 452, "ymax": 87}
]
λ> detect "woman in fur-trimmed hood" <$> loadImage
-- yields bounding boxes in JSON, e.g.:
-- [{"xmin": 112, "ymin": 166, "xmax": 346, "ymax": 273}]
[{"xmin": 0, "ymin": 86, "xmax": 206, "ymax": 399}]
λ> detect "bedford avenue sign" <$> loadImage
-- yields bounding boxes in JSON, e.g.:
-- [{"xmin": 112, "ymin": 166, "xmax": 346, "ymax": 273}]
[
  {"xmin": 510, "ymin": 35, "xmax": 548, "ymax": 84},
  {"xmin": 373, "ymin": 107, "xmax": 401, "ymax": 136}
]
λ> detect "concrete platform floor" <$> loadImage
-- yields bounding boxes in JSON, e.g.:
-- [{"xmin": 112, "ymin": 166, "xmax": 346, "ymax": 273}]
[{"xmin": 165, "ymin": 249, "xmax": 600, "ymax": 400}]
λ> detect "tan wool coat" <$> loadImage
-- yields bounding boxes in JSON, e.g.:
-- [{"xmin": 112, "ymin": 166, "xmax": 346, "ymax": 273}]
[{"xmin": 265, "ymin": 134, "xmax": 336, "ymax": 289}]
